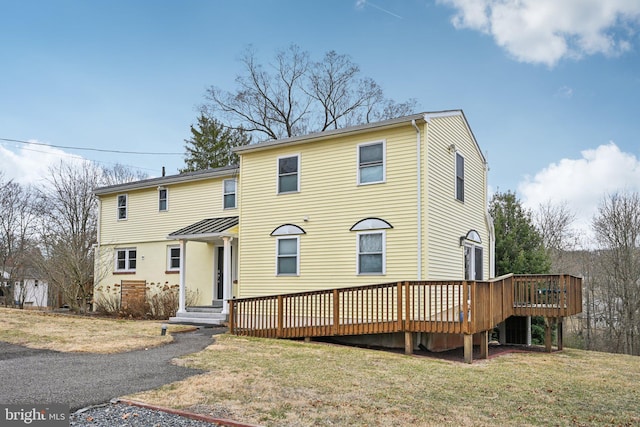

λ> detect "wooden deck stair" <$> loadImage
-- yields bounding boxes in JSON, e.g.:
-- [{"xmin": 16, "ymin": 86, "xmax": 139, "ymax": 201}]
[{"xmin": 229, "ymin": 274, "xmax": 582, "ymax": 363}]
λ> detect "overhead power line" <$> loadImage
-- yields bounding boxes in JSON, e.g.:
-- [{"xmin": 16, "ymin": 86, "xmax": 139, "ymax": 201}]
[{"xmin": 0, "ymin": 137, "xmax": 183, "ymax": 155}]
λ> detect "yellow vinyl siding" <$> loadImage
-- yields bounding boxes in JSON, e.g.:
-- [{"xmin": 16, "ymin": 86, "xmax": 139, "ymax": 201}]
[
  {"xmin": 238, "ymin": 125, "xmax": 420, "ymax": 297},
  {"xmin": 94, "ymin": 241, "xmax": 213, "ymax": 306},
  {"xmin": 425, "ymin": 115, "xmax": 490, "ymax": 280},
  {"xmin": 99, "ymin": 176, "xmax": 234, "ymax": 244}
]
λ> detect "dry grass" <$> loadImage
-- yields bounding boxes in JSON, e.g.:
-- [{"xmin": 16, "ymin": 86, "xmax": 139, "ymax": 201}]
[
  {"xmin": 129, "ymin": 334, "xmax": 640, "ymax": 427},
  {"xmin": 0, "ymin": 307, "xmax": 192, "ymax": 353}
]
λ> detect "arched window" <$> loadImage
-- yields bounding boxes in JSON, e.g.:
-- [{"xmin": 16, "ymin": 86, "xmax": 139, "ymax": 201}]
[
  {"xmin": 350, "ymin": 218, "xmax": 392, "ymax": 275},
  {"xmin": 271, "ymin": 224, "xmax": 305, "ymax": 276}
]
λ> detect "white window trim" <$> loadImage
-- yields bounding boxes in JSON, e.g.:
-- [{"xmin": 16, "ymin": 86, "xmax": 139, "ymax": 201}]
[
  {"xmin": 455, "ymin": 151, "xmax": 465, "ymax": 203},
  {"xmin": 117, "ymin": 194, "xmax": 128, "ymax": 220},
  {"xmin": 356, "ymin": 230, "xmax": 386, "ymax": 275},
  {"xmin": 115, "ymin": 247, "xmax": 136, "ymax": 272},
  {"xmin": 277, "ymin": 154, "xmax": 300, "ymax": 194},
  {"xmin": 464, "ymin": 242, "xmax": 483, "ymax": 280},
  {"xmin": 167, "ymin": 245, "xmax": 180, "ymax": 272},
  {"xmin": 357, "ymin": 140, "xmax": 386, "ymax": 185},
  {"xmin": 276, "ymin": 235, "xmax": 300, "ymax": 276},
  {"xmin": 223, "ymin": 178, "xmax": 237, "ymax": 210},
  {"xmin": 158, "ymin": 187, "xmax": 168, "ymax": 212}
]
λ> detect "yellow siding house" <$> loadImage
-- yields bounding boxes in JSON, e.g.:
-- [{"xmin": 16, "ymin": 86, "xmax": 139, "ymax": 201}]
[{"xmin": 93, "ymin": 110, "xmax": 494, "ymax": 325}]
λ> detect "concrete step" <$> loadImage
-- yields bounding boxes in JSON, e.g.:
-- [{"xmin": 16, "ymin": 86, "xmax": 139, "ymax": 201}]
[
  {"xmin": 169, "ymin": 311, "xmax": 227, "ymax": 326},
  {"xmin": 187, "ymin": 306, "xmax": 223, "ymax": 313}
]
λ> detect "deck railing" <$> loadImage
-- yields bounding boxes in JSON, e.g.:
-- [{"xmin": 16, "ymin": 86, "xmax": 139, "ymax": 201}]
[{"xmin": 229, "ymin": 274, "xmax": 582, "ymax": 339}]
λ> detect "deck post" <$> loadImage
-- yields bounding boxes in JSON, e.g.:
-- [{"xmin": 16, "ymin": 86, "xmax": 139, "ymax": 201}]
[
  {"xmin": 304, "ymin": 336, "xmax": 311, "ymax": 343},
  {"xmin": 544, "ymin": 317, "xmax": 553, "ymax": 352},
  {"xmin": 277, "ymin": 295, "xmax": 284, "ymax": 338},
  {"xmin": 228, "ymin": 298, "xmax": 235, "ymax": 334},
  {"xmin": 557, "ymin": 317, "xmax": 564, "ymax": 350},
  {"xmin": 479, "ymin": 330, "xmax": 489, "ymax": 359},
  {"xmin": 464, "ymin": 334, "xmax": 473, "ymax": 364},
  {"xmin": 405, "ymin": 332, "xmax": 413, "ymax": 355},
  {"xmin": 333, "ymin": 289, "xmax": 339, "ymax": 335}
]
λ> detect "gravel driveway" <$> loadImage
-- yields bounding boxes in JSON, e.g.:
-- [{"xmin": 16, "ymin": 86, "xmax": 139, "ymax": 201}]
[{"xmin": 0, "ymin": 327, "xmax": 222, "ymax": 411}]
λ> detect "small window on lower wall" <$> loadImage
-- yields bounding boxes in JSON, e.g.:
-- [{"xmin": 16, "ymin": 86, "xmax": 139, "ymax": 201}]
[
  {"xmin": 277, "ymin": 236, "xmax": 299, "ymax": 276},
  {"xmin": 357, "ymin": 231, "xmax": 385, "ymax": 274},
  {"xmin": 167, "ymin": 245, "xmax": 180, "ymax": 271},
  {"xmin": 115, "ymin": 248, "xmax": 136, "ymax": 272}
]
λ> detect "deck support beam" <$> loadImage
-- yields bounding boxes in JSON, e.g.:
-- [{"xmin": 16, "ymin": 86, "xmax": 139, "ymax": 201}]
[
  {"xmin": 557, "ymin": 318, "xmax": 564, "ymax": 350},
  {"xmin": 404, "ymin": 332, "xmax": 413, "ymax": 355},
  {"xmin": 479, "ymin": 331, "xmax": 489, "ymax": 359},
  {"xmin": 544, "ymin": 317, "xmax": 553, "ymax": 353},
  {"xmin": 464, "ymin": 334, "xmax": 473, "ymax": 364}
]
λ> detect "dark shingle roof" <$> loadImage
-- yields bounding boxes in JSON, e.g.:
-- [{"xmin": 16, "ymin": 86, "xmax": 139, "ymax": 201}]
[{"xmin": 168, "ymin": 217, "xmax": 239, "ymax": 240}]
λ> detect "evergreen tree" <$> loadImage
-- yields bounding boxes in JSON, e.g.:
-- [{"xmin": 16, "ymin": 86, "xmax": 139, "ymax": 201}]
[
  {"xmin": 490, "ymin": 191, "xmax": 551, "ymax": 344},
  {"xmin": 489, "ymin": 191, "xmax": 551, "ymax": 276},
  {"xmin": 180, "ymin": 114, "xmax": 250, "ymax": 173}
]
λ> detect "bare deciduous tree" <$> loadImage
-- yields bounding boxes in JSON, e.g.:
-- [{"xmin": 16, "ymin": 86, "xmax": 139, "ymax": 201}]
[
  {"xmin": 0, "ymin": 174, "xmax": 39, "ymax": 307},
  {"xmin": 36, "ymin": 161, "xmax": 101, "ymax": 312},
  {"xmin": 592, "ymin": 191, "xmax": 640, "ymax": 355},
  {"xmin": 204, "ymin": 44, "xmax": 416, "ymax": 140},
  {"xmin": 535, "ymin": 200, "xmax": 577, "ymax": 273}
]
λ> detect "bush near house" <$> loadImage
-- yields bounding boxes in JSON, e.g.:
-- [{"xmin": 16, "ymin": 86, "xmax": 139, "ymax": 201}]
[{"xmin": 94, "ymin": 282, "xmax": 198, "ymax": 320}]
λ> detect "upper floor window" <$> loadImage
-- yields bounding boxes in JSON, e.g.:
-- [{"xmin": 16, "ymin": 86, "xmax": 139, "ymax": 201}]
[
  {"xmin": 117, "ymin": 194, "xmax": 128, "ymax": 220},
  {"xmin": 278, "ymin": 155, "xmax": 299, "ymax": 193},
  {"xmin": 223, "ymin": 179, "xmax": 237, "ymax": 209},
  {"xmin": 158, "ymin": 187, "xmax": 168, "ymax": 212},
  {"xmin": 358, "ymin": 141, "xmax": 385, "ymax": 184},
  {"xmin": 115, "ymin": 248, "xmax": 136, "ymax": 272},
  {"xmin": 456, "ymin": 152, "xmax": 464, "ymax": 202},
  {"xmin": 167, "ymin": 245, "xmax": 180, "ymax": 271}
]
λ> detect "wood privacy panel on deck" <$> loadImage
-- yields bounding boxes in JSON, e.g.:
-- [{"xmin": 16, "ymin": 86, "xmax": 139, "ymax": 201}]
[{"xmin": 120, "ymin": 280, "xmax": 146, "ymax": 308}]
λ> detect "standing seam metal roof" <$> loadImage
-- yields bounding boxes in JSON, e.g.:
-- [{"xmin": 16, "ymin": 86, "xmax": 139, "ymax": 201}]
[{"xmin": 168, "ymin": 216, "xmax": 239, "ymax": 238}]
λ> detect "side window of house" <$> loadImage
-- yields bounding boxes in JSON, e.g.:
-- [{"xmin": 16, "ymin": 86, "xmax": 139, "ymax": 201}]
[
  {"xmin": 271, "ymin": 224, "xmax": 306, "ymax": 276},
  {"xmin": 167, "ymin": 245, "xmax": 180, "ymax": 271},
  {"xmin": 358, "ymin": 141, "xmax": 385, "ymax": 184},
  {"xmin": 158, "ymin": 188, "xmax": 168, "ymax": 212},
  {"xmin": 456, "ymin": 152, "xmax": 464, "ymax": 202},
  {"xmin": 277, "ymin": 237, "xmax": 299, "ymax": 275},
  {"xmin": 278, "ymin": 155, "xmax": 299, "ymax": 193},
  {"xmin": 117, "ymin": 194, "xmax": 128, "ymax": 220},
  {"xmin": 115, "ymin": 248, "xmax": 136, "ymax": 272},
  {"xmin": 350, "ymin": 218, "xmax": 392, "ymax": 275},
  {"xmin": 223, "ymin": 179, "xmax": 237, "ymax": 209}
]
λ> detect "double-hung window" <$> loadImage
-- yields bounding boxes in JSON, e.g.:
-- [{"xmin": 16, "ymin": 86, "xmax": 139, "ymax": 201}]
[
  {"xmin": 278, "ymin": 155, "xmax": 299, "ymax": 193},
  {"xmin": 456, "ymin": 152, "xmax": 464, "ymax": 202},
  {"xmin": 117, "ymin": 194, "xmax": 128, "ymax": 220},
  {"xmin": 115, "ymin": 248, "xmax": 136, "ymax": 272},
  {"xmin": 223, "ymin": 179, "xmax": 237, "ymax": 209},
  {"xmin": 167, "ymin": 245, "xmax": 180, "ymax": 272},
  {"xmin": 357, "ymin": 231, "xmax": 385, "ymax": 274},
  {"xmin": 158, "ymin": 188, "xmax": 168, "ymax": 212},
  {"xmin": 277, "ymin": 237, "xmax": 299, "ymax": 275},
  {"xmin": 358, "ymin": 141, "xmax": 385, "ymax": 184}
]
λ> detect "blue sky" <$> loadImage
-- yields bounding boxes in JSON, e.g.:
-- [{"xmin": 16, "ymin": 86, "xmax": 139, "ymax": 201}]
[{"xmin": 1, "ymin": 0, "xmax": 640, "ymax": 235}]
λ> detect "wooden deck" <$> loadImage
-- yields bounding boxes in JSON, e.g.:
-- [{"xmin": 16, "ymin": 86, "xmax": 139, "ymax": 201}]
[{"xmin": 229, "ymin": 274, "xmax": 582, "ymax": 363}]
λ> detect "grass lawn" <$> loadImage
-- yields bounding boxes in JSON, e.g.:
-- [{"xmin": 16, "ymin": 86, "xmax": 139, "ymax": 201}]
[
  {"xmin": 127, "ymin": 334, "xmax": 640, "ymax": 427},
  {"xmin": 0, "ymin": 307, "xmax": 192, "ymax": 353},
  {"xmin": 1, "ymin": 308, "xmax": 638, "ymax": 426}
]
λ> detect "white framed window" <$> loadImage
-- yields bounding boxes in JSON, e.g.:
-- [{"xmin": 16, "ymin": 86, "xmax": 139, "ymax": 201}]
[
  {"xmin": 455, "ymin": 152, "xmax": 464, "ymax": 202},
  {"xmin": 158, "ymin": 187, "xmax": 168, "ymax": 212},
  {"xmin": 358, "ymin": 141, "xmax": 385, "ymax": 185},
  {"xmin": 276, "ymin": 236, "xmax": 299, "ymax": 276},
  {"xmin": 117, "ymin": 194, "xmax": 128, "ymax": 220},
  {"xmin": 167, "ymin": 245, "xmax": 180, "ymax": 271},
  {"xmin": 115, "ymin": 248, "xmax": 136, "ymax": 272},
  {"xmin": 278, "ymin": 155, "xmax": 299, "ymax": 193},
  {"xmin": 223, "ymin": 179, "xmax": 237, "ymax": 209},
  {"xmin": 357, "ymin": 231, "xmax": 385, "ymax": 275}
]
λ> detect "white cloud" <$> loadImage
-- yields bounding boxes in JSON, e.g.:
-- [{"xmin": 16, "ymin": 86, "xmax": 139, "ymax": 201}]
[
  {"xmin": 0, "ymin": 142, "xmax": 82, "ymax": 186},
  {"xmin": 439, "ymin": 0, "xmax": 640, "ymax": 66},
  {"xmin": 555, "ymin": 85, "xmax": 573, "ymax": 99},
  {"xmin": 518, "ymin": 143, "xmax": 640, "ymax": 244}
]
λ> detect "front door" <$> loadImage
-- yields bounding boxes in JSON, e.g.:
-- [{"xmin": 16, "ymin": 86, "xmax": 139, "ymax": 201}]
[{"xmin": 216, "ymin": 247, "xmax": 224, "ymax": 300}]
